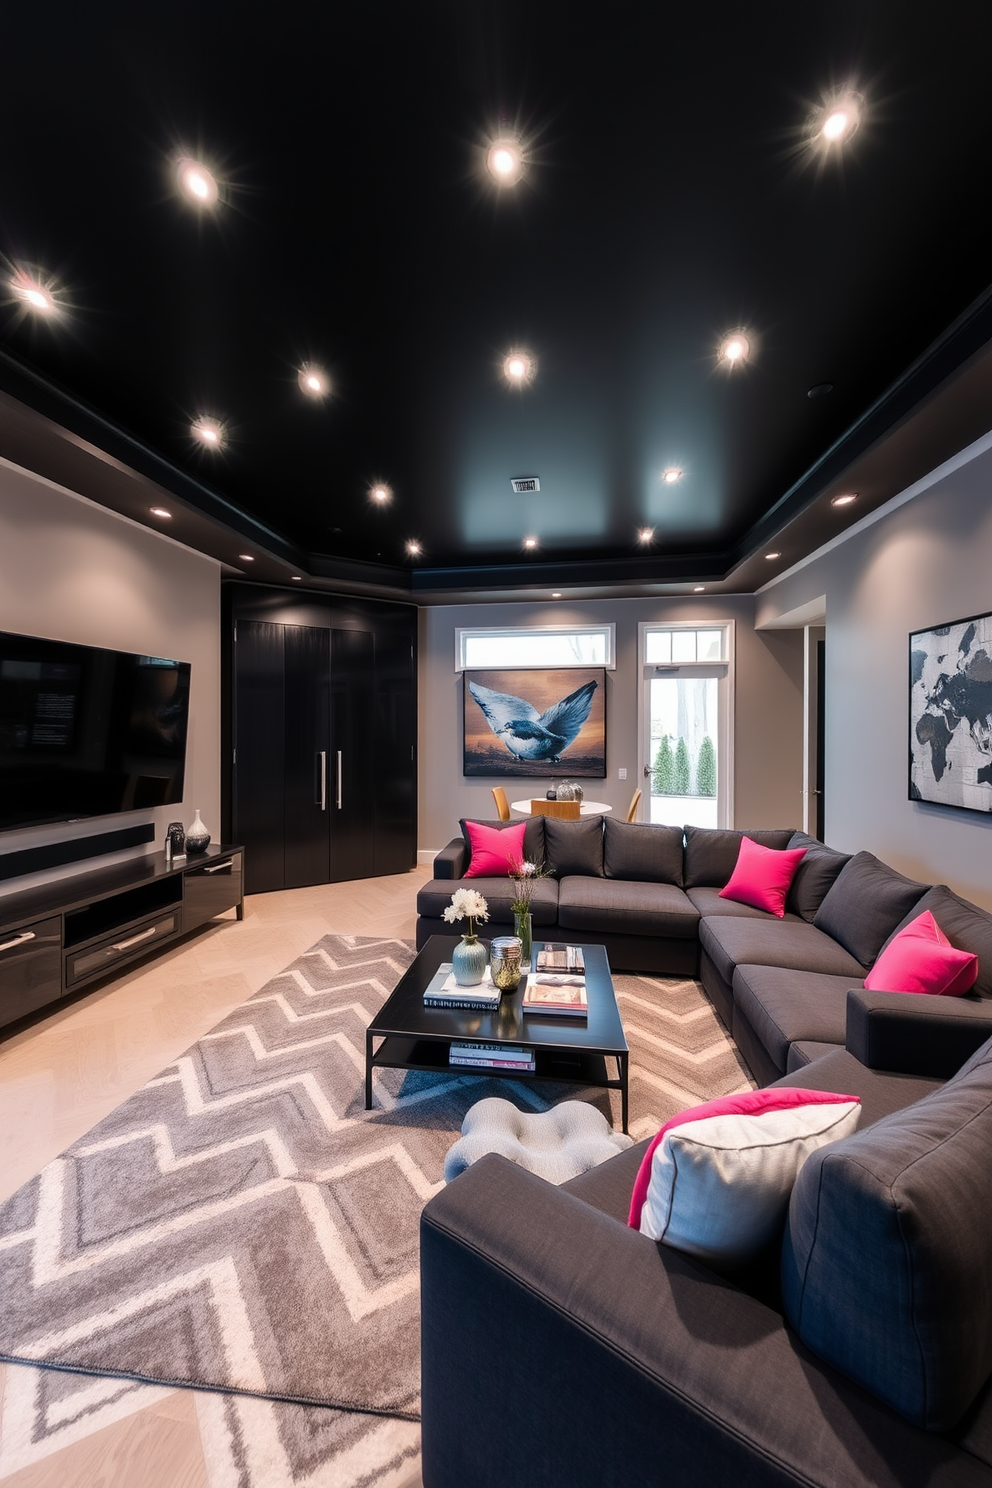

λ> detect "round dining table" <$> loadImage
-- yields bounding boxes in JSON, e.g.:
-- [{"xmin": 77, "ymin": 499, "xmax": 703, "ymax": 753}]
[{"xmin": 510, "ymin": 798, "xmax": 614, "ymax": 816}]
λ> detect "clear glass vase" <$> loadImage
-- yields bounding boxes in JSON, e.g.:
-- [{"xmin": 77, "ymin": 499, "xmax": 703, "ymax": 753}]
[
  {"xmin": 452, "ymin": 934, "xmax": 488, "ymax": 987},
  {"xmin": 513, "ymin": 911, "xmax": 533, "ymax": 968}
]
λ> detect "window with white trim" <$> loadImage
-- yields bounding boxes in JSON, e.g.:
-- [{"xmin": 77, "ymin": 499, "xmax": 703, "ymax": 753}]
[
  {"xmin": 456, "ymin": 624, "xmax": 615, "ymax": 671},
  {"xmin": 639, "ymin": 623, "xmax": 734, "ymax": 829}
]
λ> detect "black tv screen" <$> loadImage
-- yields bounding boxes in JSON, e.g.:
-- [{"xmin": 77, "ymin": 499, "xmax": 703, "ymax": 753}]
[{"xmin": 0, "ymin": 631, "xmax": 191, "ymax": 832}]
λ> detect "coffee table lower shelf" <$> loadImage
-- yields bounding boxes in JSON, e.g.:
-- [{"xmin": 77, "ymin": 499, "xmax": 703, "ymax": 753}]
[{"xmin": 367, "ymin": 1035, "xmax": 624, "ymax": 1112}]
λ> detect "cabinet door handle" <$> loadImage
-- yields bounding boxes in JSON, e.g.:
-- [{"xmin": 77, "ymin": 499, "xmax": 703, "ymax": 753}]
[
  {"xmin": 317, "ymin": 750, "xmax": 327, "ymax": 811},
  {"xmin": 203, "ymin": 861, "xmax": 232, "ymax": 874},
  {"xmin": 336, "ymin": 750, "xmax": 343, "ymax": 810},
  {"xmin": 0, "ymin": 930, "xmax": 36, "ymax": 954},
  {"xmin": 111, "ymin": 925, "xmax": 158, "ymax": 952}
]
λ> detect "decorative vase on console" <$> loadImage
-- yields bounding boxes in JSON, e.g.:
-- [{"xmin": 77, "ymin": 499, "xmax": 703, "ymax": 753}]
[
  {"xmin": 185, "ymin": 809, "xmax": 211, "ymax": 854},
  {"xmin": 442, "ymin": 888, "xmax": 490, "ymax": 986}
]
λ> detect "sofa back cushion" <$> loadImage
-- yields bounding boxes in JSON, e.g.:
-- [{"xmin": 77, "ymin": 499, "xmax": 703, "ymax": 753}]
[
  {"xmin": 603, "ymin": 818, "xmax": 683, "ymax": 885},
  {"xmin": 460, "ymin": 816, "xmax": 545, "ymax": 867},
  {"xmin": 682, "ymin": 826, "xmax": 795, "ymax": 888},
  {"xmin": 782, "ymin": 1035, "xmax": 992, "ymax": 1431},
  {"xmin": 884, "ymin": 885, "xmax": 992, "ymax": 1000},
  {"xmin": 786, "ymin": 831, "xmax": 852, "ymax": 921},
  {"xmin": 543, "ymin": 815, "xmax": 605, "ymax": 877},
  {"xmin": 813, "ymin": 851, "xmax": 928, "ymax": 969}
]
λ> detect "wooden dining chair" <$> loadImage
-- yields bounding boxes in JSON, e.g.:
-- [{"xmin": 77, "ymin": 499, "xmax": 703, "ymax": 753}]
[
  {"xmin": 530, "ymin": 798, "xmax": 581, "ymax": 819},
  {"xmin": 491, "ymin": 786, "xmax": 511, "ymax": 821},
  {"xmin": 626, "ymin": 788, "xmax": 643, "ymax": 822}
]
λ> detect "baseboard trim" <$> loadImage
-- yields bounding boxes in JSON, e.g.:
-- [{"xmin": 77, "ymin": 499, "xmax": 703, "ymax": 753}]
[{"xmin": 417, "ymin": 849, "xmax": 438, "ymax": 865}]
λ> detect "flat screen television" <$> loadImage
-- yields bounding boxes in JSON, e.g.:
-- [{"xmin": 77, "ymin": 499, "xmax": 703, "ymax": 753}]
[{"xmin": 0, "ymin": 630, "xmax": 191, "ymax": 832}]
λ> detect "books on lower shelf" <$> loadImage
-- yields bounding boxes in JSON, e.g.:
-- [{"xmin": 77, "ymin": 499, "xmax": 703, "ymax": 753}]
[
  {"xmin": 423, "ymin": 963, "xmax": 501, "ymax": 1011},
  {"xmin": 449, "ymin": 1040, "xmax": 536, "ymax": 1072},
  {"xmin": 521, "ymin": 972, "xmax": 588, "ymax": 1017}
]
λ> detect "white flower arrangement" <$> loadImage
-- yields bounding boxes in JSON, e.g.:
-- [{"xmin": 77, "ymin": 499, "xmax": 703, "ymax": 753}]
[
  {"xmin": 442, "ymin": 887, "xmax": 489, "ymax": 939},
  {"xmin": 509, "ymin": 857, "xmax": 552, "ymax": 916}
]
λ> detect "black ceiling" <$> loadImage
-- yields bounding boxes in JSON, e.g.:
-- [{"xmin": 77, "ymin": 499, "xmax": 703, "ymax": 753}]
[{"xmin": 3, "ymin": 0, "xmax": 992, "ymax": 599}]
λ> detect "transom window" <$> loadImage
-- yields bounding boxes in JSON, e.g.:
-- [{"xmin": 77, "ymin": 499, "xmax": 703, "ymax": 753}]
[
  {"xmin": 456, "ymin": 624, "xmax": 615, "ymax": 671},
  {"xmin": 644, "ymin": 627, "xmax": 726, "ymax": 664}
]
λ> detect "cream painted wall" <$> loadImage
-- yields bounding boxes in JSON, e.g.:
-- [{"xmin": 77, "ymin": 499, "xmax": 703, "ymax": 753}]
[
  {"xmin": 756, "ymin": 433, "xmax": 992, "ymax": 910},
  {"xmin": 418, "ymin": 595, "xmax": 804, "ymax": 851},
  {"xmin": 0, "ymin": 457, "xmax": 221, "ymax": 894}
]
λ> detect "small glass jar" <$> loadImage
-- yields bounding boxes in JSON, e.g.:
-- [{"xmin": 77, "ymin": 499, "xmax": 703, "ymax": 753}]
[{"xmin": 490, "ymin": 935, "xmax": 523, "ymax": 992}]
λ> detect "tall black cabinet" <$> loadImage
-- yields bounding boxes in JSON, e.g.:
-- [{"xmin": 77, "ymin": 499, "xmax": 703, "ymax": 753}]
[{"xmin": 224, "ymin": 586, "xmax": 416, "ymax": 895}]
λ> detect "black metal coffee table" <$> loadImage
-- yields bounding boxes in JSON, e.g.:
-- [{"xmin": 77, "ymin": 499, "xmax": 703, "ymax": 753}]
[{"xmin": 365, "ymin": 935, "xmax": 630, "ymax": 1131}]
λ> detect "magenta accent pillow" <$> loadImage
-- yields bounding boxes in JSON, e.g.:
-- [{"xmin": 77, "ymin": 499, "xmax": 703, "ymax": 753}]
[
  {"xmin": 462, "ymin": 819, "xmax": 527, "ymax": 878},
  {"xmin": 718, "ymin": 837, "xmax": 807, "ymax": 918},
  {"xmin": 865, "ymin": 909, "xmax": 978, "ymax": 997},
  {"xmin": 628, "ymin": 1087, "xmax": 858, "ymax": 1230}
]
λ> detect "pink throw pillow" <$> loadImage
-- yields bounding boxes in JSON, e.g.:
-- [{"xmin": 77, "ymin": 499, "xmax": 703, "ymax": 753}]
[
  {"xmin": 628, "ymin": 1088, "xmax": 861, "ymax": 1263},
  {"xmin": 462, "ymin": 819, "xmax": 527, "ymax": 878},
  {"xmin": 718, "ymin": 836, "xmax": 807, "ymax": 918},
  {"xmin": 864, "ymin": 910, "xmax": 978, "ymax": 997}
]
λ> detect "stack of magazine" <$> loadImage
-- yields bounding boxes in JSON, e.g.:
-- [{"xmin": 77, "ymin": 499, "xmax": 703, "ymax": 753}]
[
  {"xmin": 521, "ymin": 943, "xmax": 588, "ymax": 1017},
  {"xmin": 449, "ymin": 1041, "xmax": 536, "ymax": 1072},
  {"xmin": 422, "ymin": 963, "xmax": 500, "ymax": 1012}
]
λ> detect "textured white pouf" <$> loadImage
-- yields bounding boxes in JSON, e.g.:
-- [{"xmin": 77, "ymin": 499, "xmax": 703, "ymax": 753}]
[{"xmin": 444, "ymin": 1097, "xmax": 634, "ymax": 1185}]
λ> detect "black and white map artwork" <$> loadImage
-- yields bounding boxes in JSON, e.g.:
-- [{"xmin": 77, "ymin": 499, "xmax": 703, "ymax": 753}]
[{"xmin": 910, "ymin": 612, "xmax": 992, "ymax": 813}]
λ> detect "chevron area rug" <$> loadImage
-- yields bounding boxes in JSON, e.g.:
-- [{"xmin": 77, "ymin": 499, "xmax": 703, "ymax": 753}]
[{"xmin": 0, "ymin": 934, "xmax": 752, "ymax": 1486}]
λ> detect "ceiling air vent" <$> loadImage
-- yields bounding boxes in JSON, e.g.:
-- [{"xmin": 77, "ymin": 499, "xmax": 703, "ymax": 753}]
[{"xmin": 510, "ymin": 476, "xmax": 540, "ymax": 493}]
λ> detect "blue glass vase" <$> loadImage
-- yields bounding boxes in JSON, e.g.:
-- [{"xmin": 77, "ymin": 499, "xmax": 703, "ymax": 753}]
[{"xmin": 452, "ymin": 934, "xmax": 488, "ymax": 987}]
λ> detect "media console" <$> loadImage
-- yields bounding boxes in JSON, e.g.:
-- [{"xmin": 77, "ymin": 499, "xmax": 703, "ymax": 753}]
[{"xmin": 0, "ymin": 845, "xmax": 243, "ymax": 1032}]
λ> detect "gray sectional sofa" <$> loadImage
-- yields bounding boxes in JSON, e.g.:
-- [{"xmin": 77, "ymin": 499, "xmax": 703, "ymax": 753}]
[{"xmin": 418, "ymin": 822, "xmax": 992, "ymax": 1487}]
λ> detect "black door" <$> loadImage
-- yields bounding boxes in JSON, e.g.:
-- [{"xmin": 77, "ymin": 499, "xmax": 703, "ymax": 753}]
[
  {"xmin": 234, "ymin": 621, "xmax": 285, "ymax": 894},
  {"xmin": 373, "ymin": 627, "xmax": 416, "ymax": 875},
  {"xmin": 330, "ymin": 629, "xmax": 375, "ymax": 881},
  {"xmin": 285, "ymin": 625, "xmax": 331, "ymax": 889}
]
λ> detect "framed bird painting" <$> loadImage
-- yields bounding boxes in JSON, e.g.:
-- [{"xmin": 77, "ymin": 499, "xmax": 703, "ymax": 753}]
[{"xmin": 463, "ymin": 668, "xmax": 607, "ymax": 778}]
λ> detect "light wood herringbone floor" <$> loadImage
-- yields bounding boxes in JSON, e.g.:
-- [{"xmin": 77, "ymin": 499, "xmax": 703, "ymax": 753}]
[{"xmin": 0, "ymin": 866, "xmax": 430, "ymax": 1488}]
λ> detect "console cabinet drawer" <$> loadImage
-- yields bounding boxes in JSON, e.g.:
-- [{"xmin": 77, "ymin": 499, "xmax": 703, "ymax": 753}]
[
  {"xmin": 66, "ymin": 911, "xmax": 180, "ymax": 987},
  {"xmin": 0, "ymin": 917, "xmax": 62, "ymax": 1029},
  {"xmin": 183, "ymin": 853, "xmax": 243, "ymax": 932}
]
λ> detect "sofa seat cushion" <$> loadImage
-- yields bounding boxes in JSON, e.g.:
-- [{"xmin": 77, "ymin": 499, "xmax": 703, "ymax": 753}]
[
  {"xmin": 733, "ymin": 964, "xmax": 865, "ymax": 1076},
  {"xmin": 417, "ymin": 876, "xmax": 559, "ymax": 926},
  {"xmin": 782, "ymin": 1038, "xmax": 992, "ymax": 1431},
  {"xmin": 557, "ymin": 876, "xmax": 699, "ymax": 940},
  {"xmin": 786, "ymin": 1040, "xmax": 843, "ymax": 1073},
  {"xmin": 772, "ymin": 1047, "xmax": 945, "ymax": 1128},
  {"xmin": 813, "ymin": 851, "xmax": 928, "ymax": 968},
  {"xmin": 686, "ymin": 886, "xmax": 804, "ymax": 922},
  {"xmin": 698, "ymin": 915, "xmax": 866, "ymax": 987}
]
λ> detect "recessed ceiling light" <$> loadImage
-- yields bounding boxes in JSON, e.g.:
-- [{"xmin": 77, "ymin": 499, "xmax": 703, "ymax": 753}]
[
  {"xmin": 832, "ymin": 492, "xmax": 858, "ymax": 507},
  {"xmin": 720, "ymin": 332, "xmax": 750, "ymax": 366},
  {"xmin": 487, "ymin": 136, "xmax": 524, "ymax": 185},
  {"xmin": 638, "ymin": 527, "xmax": 654, "ymax": 544},
  {"xmin": 9, "ymin": 269, "xmax": 61, "ymax": 315},
  {"xmin": 239, "ymin": 554, "xmax": 254, "ymax": 562},
  {"xmin": 765, "ymin": 551, "xmax": 781, "ymax": 560},
  {"xmin": 190, "ymin": 416, "xmax": 226, "ymax": 449},
  {"xmin": 503, "ymin": 351, "xmax": 535, "ymax": 385},
  {"xmin": 369, "ymin": 483, "xmax": 392, "ymax": 504},
  {"xmin": 406, "ymin": 540, "xmax": 422, "ymax": 557},
  {"xmin": 298, "ymin": 364, "xmax": 329, "ymax": 398},
  {"xmin": 662, "ymin": 467, "xmax": 682, "ymax": 484},
  {"xmin": 813, "ymin": 91, "xmax": 864, "ymax": 147},
  {"xmin": 523, "ymin": 536, "xmax": 538, "ymax": 549},
  {"xmin": 176, "ymin": 157, "xmax": 219, "ymax": 206},
  {"xmin": 694, "ymin": 586, "xmax": 706, "ymax": 592},
  {"xmin": 291, "ymin": 575, "xmax": 302, "ymax": 581},
  {"xmin": 551, "ymin": 592, "xmax": 562, "ymax": 599},
  {"xmin": 150, "ymin": 507, "xmax": 172, "ymax": 519}
]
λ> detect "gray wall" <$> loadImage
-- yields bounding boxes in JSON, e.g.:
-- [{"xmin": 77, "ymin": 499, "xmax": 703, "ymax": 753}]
[
  {"xmin": 0, "ymin": 458, "xmax": 221, "ymax": 895},
  {"xmin": 756, "ymin": 433, "xmax": 992, "ymax": 909},
  {"xmin": 419, "ymin": 595, "xmax": 804, "ymax": 850}
]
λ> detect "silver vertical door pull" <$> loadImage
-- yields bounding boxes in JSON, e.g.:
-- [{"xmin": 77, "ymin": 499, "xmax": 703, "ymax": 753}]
[
  {"xmin": 336, "ymin": 750, "xmax": 343, "ymax": 809},
  {"xmin": 317, "ymin": 751, "xmax": 327, "ymax": 810}
]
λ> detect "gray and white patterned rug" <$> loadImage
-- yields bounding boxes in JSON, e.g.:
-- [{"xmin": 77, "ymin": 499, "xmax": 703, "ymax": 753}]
[{"xmin": 0, "ymin": 934, "xmax": 752, "ymax": 1485}]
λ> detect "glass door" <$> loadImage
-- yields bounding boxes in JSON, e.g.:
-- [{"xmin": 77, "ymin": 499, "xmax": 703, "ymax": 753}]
[{"xmin": 639, "ymin": 624, "xmax": 733, "ymax": 829}]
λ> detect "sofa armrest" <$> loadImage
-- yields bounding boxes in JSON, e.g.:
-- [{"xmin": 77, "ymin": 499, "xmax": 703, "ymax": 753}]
[
  {"xmin": 846, "ymin": 988, "xmax": 992, "ymax": 1078},
  {"xmin": 432, "ymin": 837, "xmax": 468, "ymax": 879},
  {"xmin": 420, "ymin": 1155, "xmax": 978, "ymax": 1488}
]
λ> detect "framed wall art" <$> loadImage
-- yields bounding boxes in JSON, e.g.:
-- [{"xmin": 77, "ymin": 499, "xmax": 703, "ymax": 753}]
[
  {"xmin": 909, "ymin": 611, "xmax": 992, "ymax": 814},
  {"xmin": 463, "ymin": 667, "xmax": 607, "ymax": 778}
]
